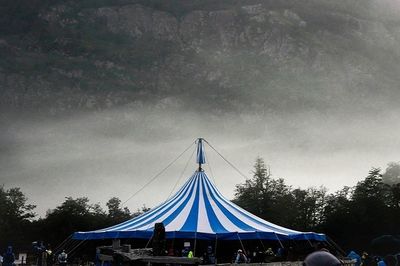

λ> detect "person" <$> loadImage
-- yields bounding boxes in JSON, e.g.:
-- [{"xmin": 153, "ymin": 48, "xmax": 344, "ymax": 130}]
[
  {"xmin": 383, "ymin": 255, "xmax": 396, "ymax": 266},
  {"xmin": 251, "ymin": 246, "xmax": 264, "ymax": 263},
  {"xmin": 347, "ymin": 250, "xmax": 361, "ymax": 266},
  {"xmin": 34, "ymin": 241, "xmax": 46, "ymax": 266},
  {"xmin": 377, "ymin": 258, "xmax": 387, "ymax": 266},
  {"xmin": 3, "ymin": 246, "xmax": 15, "ymax": 266},
  {"xmin": 235, "ymin": 249, "xmax": 247, "ymax": 264},
  {"xmin": 276, "ymin": 247, "xmax": 286, "ymax": 260},
  {"xmin": 58, "ymin": 250, "xmax": 67, "ymax": 266},
  {"xmin": 303, "ymin": 249, "xmax": 341, "ymax": 266},
  {"xmin": 265, "ymin": 247, "xmax": 275, "ymax": 256},
  {"xmin": 361, "ymin": 251, "xmax": 373, "ymax": 266},
  {"xmin": 203, "ymin": 246, "xmax": 215, "ymax": 264},
  {"xmin": 46, "ymin": 245, "xmax": 54, "ymax": 266},
  {"xmin": 181, "ymin": 247, "xmax": 189, "ymax": 257}
]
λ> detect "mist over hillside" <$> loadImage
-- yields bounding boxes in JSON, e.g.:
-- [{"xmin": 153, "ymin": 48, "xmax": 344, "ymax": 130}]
[{"xmin": 1, "ymin": 0, "xmax": 400, "ymax": 115}]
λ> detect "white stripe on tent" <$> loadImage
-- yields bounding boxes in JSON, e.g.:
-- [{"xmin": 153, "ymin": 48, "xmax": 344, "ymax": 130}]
[
  {"xmin": 203, "ymin": 173, "xmax": 297, "ymax": 235},
  {"xmin": 133, "ymin": 177, "xmax": 199, "ymax": 231},
  {"xmin": 163, "ymin": 175, "xmax": 199, "ymax": 232},
  {"xmin": 203, "ymin": 176, "xmax": 246, "ymax": 232},
  {"xmin": 196, "ymin": 174, "xmax": 214, "ymax": 233}
]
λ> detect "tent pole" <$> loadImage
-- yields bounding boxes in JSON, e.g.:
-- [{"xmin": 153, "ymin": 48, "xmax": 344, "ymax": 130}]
[
  {"xmin": 194, "ymin": 231, "xmax": 198, "ymax": 257},
  {"xmin": 172, "ymin": 232, "xmax": 175, "ymax": 256},
  {"xmin": 214, "ymin": 234, "xmax": 218, "ymax": 264},
  {"xmin": 274, "ymin": 232, "xmax": 284, "ymax": 249}
]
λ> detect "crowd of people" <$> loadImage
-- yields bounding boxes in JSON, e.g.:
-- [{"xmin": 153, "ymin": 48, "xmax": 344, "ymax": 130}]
[
  {"xmin": 0, "ymin": 243, "xmax": 68, "ymax": 266},
  {"xmin": 227, "ymin": 245, "xmax": 400, "ymax": 265},
  {"xmin": 2, "ymin": 242, "xmax": 399, "ymax": 265},
  {"xmin": 347, "ymin": 250, "xmax": 400, "ymax": 266}
]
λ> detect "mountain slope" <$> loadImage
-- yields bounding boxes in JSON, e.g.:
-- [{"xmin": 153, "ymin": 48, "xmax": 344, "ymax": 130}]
[{"xmin": 1, "ymin": 0, "xmax": 400, "ymax": 115}]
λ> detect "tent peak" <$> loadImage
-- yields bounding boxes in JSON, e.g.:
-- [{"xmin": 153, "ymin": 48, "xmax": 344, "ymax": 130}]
[{"xmin": 196, "ymin": 138, "xmax": 206, "ymax": 171}]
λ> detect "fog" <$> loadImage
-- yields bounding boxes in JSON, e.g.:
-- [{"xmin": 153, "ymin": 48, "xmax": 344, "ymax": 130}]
[{"xmin": 1, "ymin": 102, "xmax": 399, "ymax": 217}]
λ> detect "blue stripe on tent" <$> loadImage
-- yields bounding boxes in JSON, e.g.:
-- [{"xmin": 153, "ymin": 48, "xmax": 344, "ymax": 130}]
[
  {"xmin": 204, "ymin": 173, "xmax": 326, "ymax": 240},
  {"xmin": 200, "ymin": 175, "xmax": 229, "ymax": 233},
  {"xmin": 97, "ymin": 174, "xmax": 196, "ymax": 232},
  {"xmin": 72, "ymin": 169, "xmax": 326, "ymax": 241},
  {"xmin": 180, "ymin": 173, "xmax": 201, "ymax": 231},
  {"xmin": 126, "ymin": 174, "xmax": 196, "ymax": 228},
  {"xmin": 201, "ymin": 174, "xmax": 256, "ymax": 231},
  {"xmin": 161, "ymin": 173, "xmax": 199, "ymax": 228},
  {"xmin": 114, "ymin": 174, "xmax": 197, "ymax": 231},
  {"xmin": 203, "ymin": 173, "xmax": 295, "ymax": 235},
  {"xmin": 203, "ymin": 172, "xmax": 302, "ymax": 235},
  {"xmin": 124, "ymin": 175, "xmax": 198, "ymax": 231}
]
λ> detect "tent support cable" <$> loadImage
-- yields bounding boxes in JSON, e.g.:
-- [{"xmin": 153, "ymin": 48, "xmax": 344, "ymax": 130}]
[
  {"xmin": 257, "ymin": 232, "xmax": 267, "ymax": 251},
  {"xmin": 166, "ymin": 146, "xmax": 196, "ymax": 201},
  {"xmin": 145, "ymin": 233, "xmax": 153, "ymax": 249},
  {"xmin": 54, "ymin": 234, "xmax": 73, "ymax": 254},
  {"xmin": 304, "ymin": 235, "xmax": 314, "ymax": 248},
  {"xmin": 236, "ymin": 232, "xmax": 247, "ymax": 257},
  {"xmin": 203, "ymin": 140, "xmax": 248, "ymax": 180},
  {"xmin": 204, "ymin": 149, "xmax": 216, "ymax": 185},
  {"xmin": 326, "ymin": 236, "xmax": 346, "ymax": 257},
  {"xmin": 63, "ymin": 239, "xmax": 79, "ymax": 254},
  {"xmin": 68, "ymin": 239, "xmax": 87, "ymax": 257},
  {"xmin": 121, "ymin": 141, "xmax": 195, "ymax": 207}
]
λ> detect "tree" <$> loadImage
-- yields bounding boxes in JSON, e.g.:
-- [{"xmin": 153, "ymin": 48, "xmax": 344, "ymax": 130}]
[
  {"xmin": 289, "ymin": 187, "xmax": 327, "ymax": 231},
  {"xmin": 320, "ymin": 167, "xmax": 400, "ymax": 251},
  {"xmin": 233, "ymin": 157, "xmax": 327, "ymax": 230},
  {"xmin": 132, "ymin": 205, "xmax": 151, "ymax": 218},
  {"xmin": 234, "ymin": 157, "xmax": 273, "ymax": 219},
  {"xmin": 42, "ymin": 197, "xmax": 108, "ymax": 246},
  {"xmin": 0, "ymin": 186, "xmax": 36, "ymax": 249},
  {"xmin": 382, "ymin": 162, "xmax": 400, "ymax": 185},
  {"xmin": 106, "ymin": 197, "xmax": 131, "ymax": 223}
]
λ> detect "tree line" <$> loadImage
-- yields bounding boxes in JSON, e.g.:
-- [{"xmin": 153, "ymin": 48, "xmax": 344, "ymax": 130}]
[
  {"xmin": 234, "ymin": 158, "xmax": 400, "ymax": 252},
  {"xmin": 1, "ymin": 159, "xmax": 399, "ymax": 253},
  {"xmin": 0, "ymin": 190, "xmax": 149, "ymax": 252}
]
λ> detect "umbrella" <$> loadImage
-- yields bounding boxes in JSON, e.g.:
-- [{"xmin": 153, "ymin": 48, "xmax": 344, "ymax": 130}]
[{"xmin": 370, "ymin": 235, "xmax": 400, "ymax": 256}]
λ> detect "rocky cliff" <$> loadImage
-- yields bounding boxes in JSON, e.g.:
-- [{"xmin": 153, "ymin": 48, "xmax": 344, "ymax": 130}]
[{"xmin": 1, "ymin": 0, "xmax": 400, "ymax": 115}]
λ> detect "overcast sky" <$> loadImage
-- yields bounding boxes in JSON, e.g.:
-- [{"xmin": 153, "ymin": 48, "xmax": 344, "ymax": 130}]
[{"xmin": 1, "ymin": 102, "xmax": 399, "ymax": 217}]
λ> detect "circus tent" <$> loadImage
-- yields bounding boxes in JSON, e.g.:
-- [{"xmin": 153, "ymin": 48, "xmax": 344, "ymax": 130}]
[{"xmin": 73, "ymin": 139, "xmax": 325, "ymax": 242}]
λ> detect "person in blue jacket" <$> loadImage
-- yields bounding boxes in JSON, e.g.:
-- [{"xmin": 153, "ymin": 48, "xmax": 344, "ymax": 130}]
[
  {"xmin": 3, "ymin": 246, "xmax": 15, "ymax": 266},
  {"xmin": 347, "ymin": 251, "xmax": 361, "ymax": 266}
]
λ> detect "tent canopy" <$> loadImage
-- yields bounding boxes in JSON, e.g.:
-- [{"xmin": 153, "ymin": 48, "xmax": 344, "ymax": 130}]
[{"xmin": 73, "ymin": 139, "xmax": 325, "ymax": 241}]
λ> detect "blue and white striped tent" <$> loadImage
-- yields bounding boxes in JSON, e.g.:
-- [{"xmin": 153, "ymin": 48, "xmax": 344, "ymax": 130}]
[{"xmin": 73, "ymin": 139, "xmax": 325, "ymax": 241}]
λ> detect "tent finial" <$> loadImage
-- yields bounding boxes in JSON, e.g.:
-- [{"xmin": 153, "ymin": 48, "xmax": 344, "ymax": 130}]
[{"xmin": 196, "ymin": 138, "xmax": 206, "ymax": 171}]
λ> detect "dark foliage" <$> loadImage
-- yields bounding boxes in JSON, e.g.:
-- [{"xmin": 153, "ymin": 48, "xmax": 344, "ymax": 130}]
[
  {"xmin": 1, "ymin": 161, "xmax": 400, "ymax": 255},
  {"xmin": 234, "ymin": 159, "xmax": 400, "ymax": 253},
  {"xmin": 0, "ymin": 186, "xmax": 36, "ymax": 250}
]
